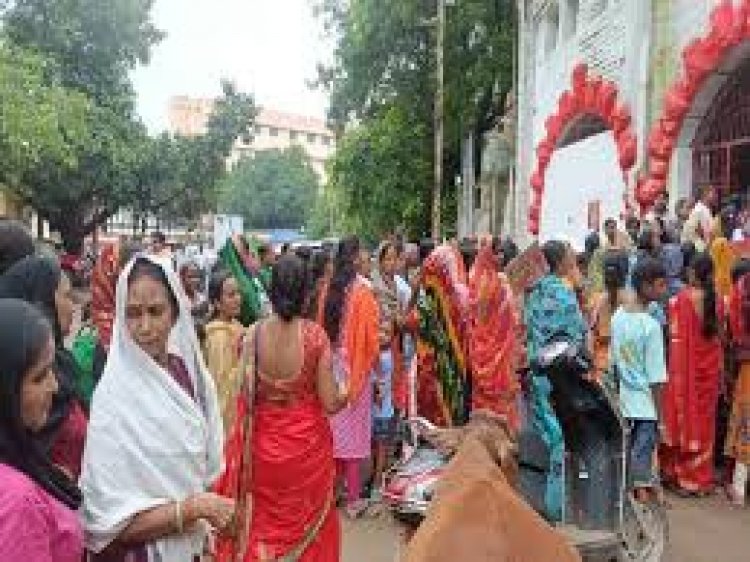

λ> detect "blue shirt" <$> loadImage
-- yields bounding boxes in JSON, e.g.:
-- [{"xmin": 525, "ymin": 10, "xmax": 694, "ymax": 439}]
[
  {"xmin": 610, "ymin": 309, "xmax": 667, "ymax": 420},
  {"xmin": 373, "ymin": 350, "xmax": 395, "ymax": 419}
]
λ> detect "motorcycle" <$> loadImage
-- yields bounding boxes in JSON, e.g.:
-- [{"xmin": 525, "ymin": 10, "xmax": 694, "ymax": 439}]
[{"xmin": 383, "ymin": 340, "xmax": 668, "ymax": 561}]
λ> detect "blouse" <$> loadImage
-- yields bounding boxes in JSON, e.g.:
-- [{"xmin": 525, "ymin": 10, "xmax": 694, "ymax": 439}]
[{"xmin": 0, "ymin": 463, "xmax": 83, "ymax": 562}]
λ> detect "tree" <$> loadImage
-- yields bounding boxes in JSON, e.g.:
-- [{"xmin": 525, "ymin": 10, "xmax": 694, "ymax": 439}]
[
  {"xmin": 3, "ymin": 0, "xmax": 163, "ymax": 105},
  {"xmin": 127, "ymin": 82, "xmax": 258, "ymax": 230},
  {"xmin": 0, "ymin": 42, "xmax": 89, "ymax": 185},
  {"xmin": 1, "ymin": 2, "xmax": 256, "ymax": 251},
  {"xmin": 315, "ymin": 0, "xmax": 516, "ymax": 237},
  {"xmin": 0, "ymin": 0, "xmax": 164, "ymax": 251},
  {"xmin": 323, "ymin": 105, "xmax": 431, "ymax": 240},
  {"xmin": 220, "ymin": 146, "xmax": 319, "ymax": 230}
]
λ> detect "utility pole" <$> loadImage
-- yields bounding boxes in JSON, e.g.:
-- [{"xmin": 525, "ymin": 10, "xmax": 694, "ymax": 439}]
[{"xmin": 432, "ymin": 0, "xmax": 446, "ymax": 241}]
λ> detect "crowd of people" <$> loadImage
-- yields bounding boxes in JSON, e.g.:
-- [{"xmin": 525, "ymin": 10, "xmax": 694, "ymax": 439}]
[{"xmin": 0, "ymin": 183, "xmax": 749, "ymax": 561}]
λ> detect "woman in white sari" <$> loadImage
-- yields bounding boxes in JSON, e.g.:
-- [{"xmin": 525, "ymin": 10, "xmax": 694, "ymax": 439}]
[{"xmin": 80, "ymin": 255, "xmax": 234, "ymax": 562}]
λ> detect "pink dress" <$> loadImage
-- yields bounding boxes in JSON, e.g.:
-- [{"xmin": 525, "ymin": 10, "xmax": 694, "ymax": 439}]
[{"xmin": 0, "ymin": 463, "xmax": 83, "ymax": 562}]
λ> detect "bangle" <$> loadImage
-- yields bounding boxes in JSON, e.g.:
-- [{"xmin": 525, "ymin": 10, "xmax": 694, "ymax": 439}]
[{"xmin": 174, "ymin": 500, "xmax": 184, "ymax": 534}]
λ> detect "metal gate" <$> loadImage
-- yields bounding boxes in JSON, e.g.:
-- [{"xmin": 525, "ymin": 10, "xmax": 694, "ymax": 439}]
[{"xmin": 691, "ymin": 57, "xmax": 750, "ymax": 196}]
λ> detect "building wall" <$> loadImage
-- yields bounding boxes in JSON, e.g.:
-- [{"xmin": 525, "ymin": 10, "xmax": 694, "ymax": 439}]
[
  {"xmin": 515, "ymin": 0, "xmax": 729, "ymax": 240},
  {"xmin": 168, "ymin": 97, "xmax": 336, "ymax": 181}
]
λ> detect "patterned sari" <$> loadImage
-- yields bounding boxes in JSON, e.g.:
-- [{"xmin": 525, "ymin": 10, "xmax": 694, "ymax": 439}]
[
  {"xmin": 467, "ymin": 244, "xmax": 520, "ymax": 430},
  {"xmin": 417, "ymin": 246, "xmax": 470, "ymax": 427},
  {"xmin": 524, "ymin": 274, "xmax": 587, "ymax": 521},
  {"xmin": 91, "ymin": 243, "xmax": 120, "ymax": 350},
  {"xmin": 661, "ymin": 289, "xmax": 723, "ymax": 493}
]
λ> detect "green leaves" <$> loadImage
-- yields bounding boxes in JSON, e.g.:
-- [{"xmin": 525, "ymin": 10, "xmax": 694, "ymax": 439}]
[
  {"xmin": 325, "ymin": 105, "xmax": 430, "ymax": 240},
  {"xmin": 0, "ymin": 2, "xmax": 255, "ymax": 252},
  {"xmin": 0, "ymin": 43, "xmax": 88, "ymax": 183},
  {"xmin": 316, "ymin": 0, "xmax": 516, "ymax": 239},
  {"xmin": 220, "ymin": 146, "xmax": 319, "ymax": 230}
]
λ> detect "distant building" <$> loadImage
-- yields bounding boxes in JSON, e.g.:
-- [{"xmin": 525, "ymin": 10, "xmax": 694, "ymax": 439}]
[{"xmin": 168, "ymin": 96, "xmax": 336, "ymax": 180}]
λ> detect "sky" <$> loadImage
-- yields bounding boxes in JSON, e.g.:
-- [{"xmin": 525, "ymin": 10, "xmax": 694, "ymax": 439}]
[{"xmin": 132, "ymin": 0, "xmax": 333, "ymax": 133}]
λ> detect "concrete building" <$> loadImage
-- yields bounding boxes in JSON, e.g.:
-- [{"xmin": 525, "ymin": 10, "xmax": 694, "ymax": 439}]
[
  {"xmin": 168, "ymin": 97, "xmax": 336, "ymax": 180},
  {"xmin": 513, "ymin": 0, "xmax": 750, "ymax": 247}
]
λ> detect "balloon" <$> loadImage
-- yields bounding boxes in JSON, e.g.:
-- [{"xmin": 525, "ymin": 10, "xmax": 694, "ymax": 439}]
[
  {"xmin": 683, "ymin": 37, "xmax": 721, "ymax": 83},
  {"xmin": 611, "ymin": 104, "xmax": 632, "ymax": 134},
  {"xmin": 544, "ymin": 115, "xmax": 562, "ymax": 143},
  {"xmin": 530, "ymin": 170, "xmax": 544, "ymax": 192},
  {"xmin": 664, "ymin": 81, "xmax": 692, "ymax": 121},
  {"xmin": 617, "ymin": 130, "xmax": 637, "ymax": 170},
  {"xmin": 649, "ymin": 157, "xmax": 669, "ymax": 180},
  {"xmin": 597, "ymin": 82, "xmax": 618, "ymax": 118},
  {"xmin": 584, "ymin": 77, "xmax": 601, "ymax": 109},
  {"xmin": 572, "ymin": 62, "xmax": 588, "ymax": 91},
  {"xmin": 710, "ymin": 1, "xmax": 743, "ymax": 48},
  {"xmin": 537, "ymin": 141, "xmax": 554, "ymax": 169},
  {"xmin": 660, "ymin": 117, "xmax": 680, "ymax": 138},
  {"xmin": 558, "ymin": 91, "xmax": 578, "ymax": 119}
]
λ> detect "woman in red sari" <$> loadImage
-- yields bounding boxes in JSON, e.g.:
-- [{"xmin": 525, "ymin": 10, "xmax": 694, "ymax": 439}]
[
  {"xmin": 467, "ymin": 238, "xmax": 520, "ymax": 430},
  {"xmin": 218, "ymin": 255, "xmax": 348, "ymax": 561},
  {"xmin": 662, "ymin": 253, "xmax": 724, "ymax": 494}
]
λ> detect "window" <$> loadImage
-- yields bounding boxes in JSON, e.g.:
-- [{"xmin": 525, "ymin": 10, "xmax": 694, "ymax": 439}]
[
  {"xmin": 289, "ymin": 130, "xmax": 299, "ymax": 141},
  {"xmin": 254, "ymin": 125, "xmax": 262, "ymax": 135},
  {"xmin": 307, "ymin": 133, "xmax": 316, "ymax": 144},
  {"xmin": 270, "ymin": 127, "xmax": 279, "ymax": 137},
  {"xmin": 322, "ymin": 135, "xmax": 331, "ymax": 146}
]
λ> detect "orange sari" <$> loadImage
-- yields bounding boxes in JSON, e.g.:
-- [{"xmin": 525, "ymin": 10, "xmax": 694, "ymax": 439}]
[
  {"xmin": 726, "ymin": 281, "xmax": 750, "ymax": 465},
  {"xmin": 661, "ymin": 290, "xmax": 723, "ymax": 493},
  {"xmin": 467, "ymin": 245, "xmax": 520, "ymax": 430}
]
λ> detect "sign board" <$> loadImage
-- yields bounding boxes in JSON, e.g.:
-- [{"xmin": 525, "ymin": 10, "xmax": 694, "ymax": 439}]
[
  {"xmin": 504, "ymin": 242, "xmax": 549, "ymax": 296},
  {"xmin": 213, "ymin": 215, "xmax": 244, "ymax": 251}
]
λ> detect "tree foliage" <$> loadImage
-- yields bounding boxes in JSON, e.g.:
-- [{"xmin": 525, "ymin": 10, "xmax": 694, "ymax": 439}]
[
  {"xmin": 315, "ymin": 0, "xmax": 516, "ymax": 238},
  {"xmin": 324, "ymin": 105, "xmax": 431, "ymax": 240},
  {"xmin": 0, "ymin": 1, "xmax": 255, "ymax": 251},
  {"xmin": 127, "ymin": 81, "xmax": 258, "ymax": 231},
  {"xmin": 0, "ymin": 43, "xmax": 88, "ymax": 183},
  {"xmin": 220, "ymin": 146, "xmax": 319, "ymax": 230}
]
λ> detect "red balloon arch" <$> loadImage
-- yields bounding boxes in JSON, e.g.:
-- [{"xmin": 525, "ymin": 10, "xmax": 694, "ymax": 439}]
[
  {"xmin": 526, "ymin": 63, "xmax": 637, "ymax": 235},
  {"xmin": 639, "ymin": 0, "xmax": 750, "ymax": 211}
]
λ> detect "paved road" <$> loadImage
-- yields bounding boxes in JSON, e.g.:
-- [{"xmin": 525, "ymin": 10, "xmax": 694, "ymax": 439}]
[{"xmin": 342, "ymin": 494, "xmax": 750, "ymax": 562}]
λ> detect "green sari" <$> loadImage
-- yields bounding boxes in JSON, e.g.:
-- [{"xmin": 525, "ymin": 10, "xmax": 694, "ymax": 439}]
[{"xmin": 218, "ymin": 236, "xmax": 267, "ymax": 326}]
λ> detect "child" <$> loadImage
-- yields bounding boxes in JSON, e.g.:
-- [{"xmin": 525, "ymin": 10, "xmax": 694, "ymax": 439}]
[{"xmin": 610, "ymin": 257, "xmax": 668, "ymax": 501}]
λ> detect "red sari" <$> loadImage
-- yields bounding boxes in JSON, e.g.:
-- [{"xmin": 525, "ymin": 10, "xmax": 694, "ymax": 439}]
[
  {"xmin": 91, "ymin": 243, "xmax": 119, "ymax": 350},
  {"xmin": 467, "ymin": 244, "xmax": 520, "ymax": 430},
  {"xmin": 216, "ymin": 321, "xmax": 339, "ymax": 562},
  {"xmin": 661, "ymin": 290, "xmax": 724, "ymax": 493}
]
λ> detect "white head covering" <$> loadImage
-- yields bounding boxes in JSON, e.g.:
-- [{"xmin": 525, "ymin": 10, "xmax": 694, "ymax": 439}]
[{"xmin": 80, "ymin": 254, "xmax": 223, "ymax": 560}]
